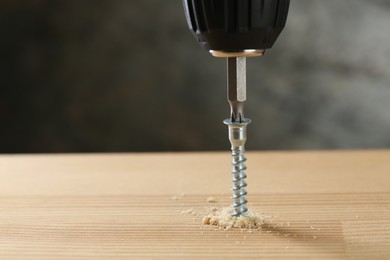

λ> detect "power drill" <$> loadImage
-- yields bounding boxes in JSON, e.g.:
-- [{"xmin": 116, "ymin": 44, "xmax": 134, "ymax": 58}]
[{"xmin": 182, "ymin": 0, "xmax": 290, "ymax": 216}]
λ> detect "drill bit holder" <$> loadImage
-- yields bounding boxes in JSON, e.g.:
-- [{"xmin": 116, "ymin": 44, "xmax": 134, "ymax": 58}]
[
  {"xmin": 182, "ymin": 0, "xmax": 290, "ymax": 53},
  {"xmin": 210, "ymin": 49, "xmax": 264, "ymax": 58}
]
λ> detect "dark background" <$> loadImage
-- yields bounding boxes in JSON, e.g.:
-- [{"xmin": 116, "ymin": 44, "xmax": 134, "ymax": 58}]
[{"xmin": 1, "ymin": 0, "xmax": 390, "ymax": 153}]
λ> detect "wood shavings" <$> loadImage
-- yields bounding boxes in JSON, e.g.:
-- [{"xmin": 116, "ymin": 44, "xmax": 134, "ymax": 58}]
[
  {"xmin": 171, "ymin": 196, "xmax": 179, "ymax": 200},
  {"xmin": 202, "ymin": 207, "xmax": 265, "ymax": 230}
]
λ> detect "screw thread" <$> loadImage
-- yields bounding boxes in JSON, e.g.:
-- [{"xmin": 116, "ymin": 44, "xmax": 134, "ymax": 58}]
[{"xmin": 230, "ymin": 146, "xmax": 248, "ymax": 216}]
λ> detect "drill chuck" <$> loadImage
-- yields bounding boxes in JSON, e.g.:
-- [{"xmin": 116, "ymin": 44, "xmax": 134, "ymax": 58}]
[{"xmin": 182, "ymin": 0, "xmax": 290, "ymax": 56}]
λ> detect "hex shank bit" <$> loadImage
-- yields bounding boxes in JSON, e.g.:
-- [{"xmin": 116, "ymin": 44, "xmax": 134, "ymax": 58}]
[{"xmin": 227, "ymin": 57, "xmax": 246, "ymax": 123}]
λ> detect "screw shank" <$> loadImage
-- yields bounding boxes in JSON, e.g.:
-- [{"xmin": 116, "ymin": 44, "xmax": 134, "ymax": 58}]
[{"xmin": 224, "ymin": 119, "xmax": 250, "ymax": 148}]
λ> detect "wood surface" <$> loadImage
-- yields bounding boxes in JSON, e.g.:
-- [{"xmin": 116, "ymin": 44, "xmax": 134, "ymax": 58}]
[{"xmin": 0, "ymin": 150, "xmax": 389, "ymax": 259}]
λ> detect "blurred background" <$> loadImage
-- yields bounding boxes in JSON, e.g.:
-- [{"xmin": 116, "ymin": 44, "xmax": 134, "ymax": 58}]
[{"xmin": 1, "ymin": 0, "xmax": 390, "ymax": 153}]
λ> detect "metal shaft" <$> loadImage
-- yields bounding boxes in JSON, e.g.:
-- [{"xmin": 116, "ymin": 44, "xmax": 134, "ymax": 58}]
[
  {"xmin": 225, "ymin": 57, "xmax": 250, "ymax": 216},
  {"xmin": 227, "ymin": 57, "xmax": 246, "ymax": 123}
]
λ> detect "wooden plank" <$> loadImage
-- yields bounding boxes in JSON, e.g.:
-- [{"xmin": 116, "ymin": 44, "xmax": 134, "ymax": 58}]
[{"xmin": 0, "ymin": 150, "xmax": 389, "ymax": 258}]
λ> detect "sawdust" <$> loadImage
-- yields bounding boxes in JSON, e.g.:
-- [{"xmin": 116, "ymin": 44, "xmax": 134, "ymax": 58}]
[
  {"xmin": 206, "ymin": 197, "xmax": 216, "ymax": 203},
  {"xmin": 202, "ymin": 207, "xmax": 265, "ymax": 230},
  {"xmin": 181, "ymin": 208, "xmax": 195, "ymax": 215}
]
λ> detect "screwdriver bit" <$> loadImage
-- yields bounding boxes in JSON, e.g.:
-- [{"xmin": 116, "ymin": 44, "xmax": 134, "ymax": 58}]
[{"xmin": 227, "ymin": 57, "xmax": 246, "ymax": 123}]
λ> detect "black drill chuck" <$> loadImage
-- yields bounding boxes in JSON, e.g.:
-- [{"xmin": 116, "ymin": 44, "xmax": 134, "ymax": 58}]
[{"xmin": 182, "ymin": 0, "xmax": 290, "ymax": 54}]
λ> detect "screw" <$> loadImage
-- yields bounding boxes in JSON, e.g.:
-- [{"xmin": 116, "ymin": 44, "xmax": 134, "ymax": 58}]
[{"xmin": 224, "ymin": 118, "xmax": 251, "ymax": 216}]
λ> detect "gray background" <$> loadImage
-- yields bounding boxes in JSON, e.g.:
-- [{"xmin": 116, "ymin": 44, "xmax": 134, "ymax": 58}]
[{"xmin": 1, "ymin": 0, "xmax": 390, "ymax": 152}]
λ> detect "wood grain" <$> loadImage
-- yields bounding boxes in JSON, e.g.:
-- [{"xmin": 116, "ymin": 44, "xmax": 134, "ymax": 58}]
[{"xmin": 0, "ymin": 150, "xmax": 389, "ymax": 258}]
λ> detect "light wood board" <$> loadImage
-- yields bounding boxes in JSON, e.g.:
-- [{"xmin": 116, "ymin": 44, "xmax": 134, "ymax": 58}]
[{"xmin": 0, "ymin": 150, "xmax": 389, "ymax": 258}]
